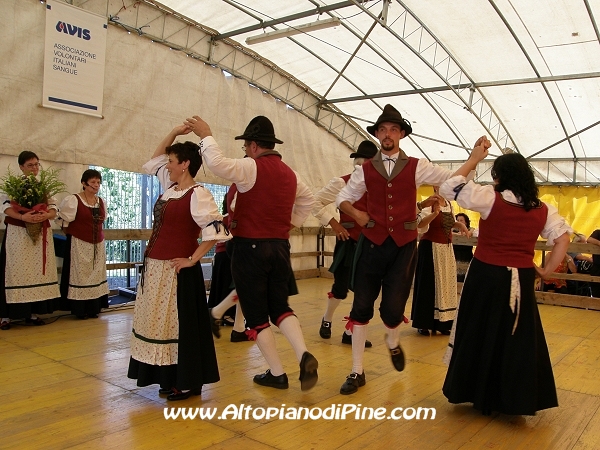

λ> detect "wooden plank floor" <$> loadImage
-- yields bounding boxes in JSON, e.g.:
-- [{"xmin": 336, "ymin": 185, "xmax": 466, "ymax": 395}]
[{"xmin": 1, "ymin": 278, "xmax": 600, "ymax": 449}]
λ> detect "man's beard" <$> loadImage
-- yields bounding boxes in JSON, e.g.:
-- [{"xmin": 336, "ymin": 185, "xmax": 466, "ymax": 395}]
[{"xmin": 381, "ymin": 139, "xmax": 395, "ymax": 151}]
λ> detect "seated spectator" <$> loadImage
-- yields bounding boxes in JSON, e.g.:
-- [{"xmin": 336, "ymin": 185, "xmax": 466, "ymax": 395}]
[{"xmin": 543, "ymin": 252, "xmax": 577, "ymax": 294}]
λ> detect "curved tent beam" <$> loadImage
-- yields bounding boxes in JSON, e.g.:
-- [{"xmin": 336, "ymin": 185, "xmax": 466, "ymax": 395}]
[
  {"xmin": 345, "ymin": 0, "xmax": 518, "ymax": 153},
  {"xmin": 487, "ymin": 0, "xmax": 576, "ymax": 160}
]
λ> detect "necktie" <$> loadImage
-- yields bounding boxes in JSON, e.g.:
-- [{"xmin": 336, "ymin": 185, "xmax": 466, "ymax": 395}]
[{"xmin": 383, "ymin": 157, "xmax": 396, "ymax": 174}]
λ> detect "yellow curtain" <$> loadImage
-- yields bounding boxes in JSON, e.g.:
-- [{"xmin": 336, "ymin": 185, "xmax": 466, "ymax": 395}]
[{"xmin": 418, "ymin": 185, "xmax": 600, "ymax": 264}]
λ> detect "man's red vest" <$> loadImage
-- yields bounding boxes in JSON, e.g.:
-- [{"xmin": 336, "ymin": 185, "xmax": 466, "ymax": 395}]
[
  {"xmin": 231, "ymin": 153, "xmax": 296, "ymax": 240},
  {"xmin": 361, "ymin": 157, "xmax": 419, "ymax": 247}
]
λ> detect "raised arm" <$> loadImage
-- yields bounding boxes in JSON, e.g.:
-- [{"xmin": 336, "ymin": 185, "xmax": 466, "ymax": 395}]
[
  {"xmin": 451, "ymin": 136, "xmax": 491, "ymax": 178},
  {"xmin": 151, "ymin": 125, "xmax": 192, "ymax": 159}
]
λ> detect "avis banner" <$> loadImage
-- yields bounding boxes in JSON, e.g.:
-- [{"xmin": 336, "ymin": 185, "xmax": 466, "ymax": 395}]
[{"xmin": 42, "ymin": 0, "xmax": 108, "ymax": 117}]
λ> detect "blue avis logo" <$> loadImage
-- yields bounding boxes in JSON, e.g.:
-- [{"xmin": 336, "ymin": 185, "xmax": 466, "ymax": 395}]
[{"xmin": 55, "ymin": 21, "xmax": 91, "ymax": 40}]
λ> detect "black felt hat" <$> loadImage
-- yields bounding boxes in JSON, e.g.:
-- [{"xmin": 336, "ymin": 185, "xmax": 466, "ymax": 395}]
[
  {"xmin": 366, "ymin": 104, "xmax": 412, "ymax": 137},
  {"xmin": 349, "ymin": 140, "xmax": 378, "ymax": 159},
  {"xmin": 234, "ymin": 116, "xmax": 283, "ymax": 144}
]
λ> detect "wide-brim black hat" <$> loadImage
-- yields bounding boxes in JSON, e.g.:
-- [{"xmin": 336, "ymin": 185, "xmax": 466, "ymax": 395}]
[
  {"xmin": 349, "ymin": 140, "xmax": 378, "ymax": 159},
  {"xmin": 366, "ymin": 104, "xmax": 412, "ymax": 137},
  {"xmin": 234, "ymin": 116, "xmax": 283, "ymax": 144}
]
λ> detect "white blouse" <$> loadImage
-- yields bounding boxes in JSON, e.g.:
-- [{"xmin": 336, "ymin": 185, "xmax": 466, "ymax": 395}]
[
  {"xmin": 142, "ymin": 155, "xmax": 231, "ymax": 243},
  {"xmin": 56, "ymin": 193, "xmax": 107, "ymax": 226},
  {"xmin": 440, "ymin": 175, "xmax": 572, "ymax": 245}
]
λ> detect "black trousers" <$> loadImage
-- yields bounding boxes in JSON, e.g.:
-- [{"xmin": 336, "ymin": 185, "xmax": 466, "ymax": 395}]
[
  {"xmin": 350, "ymin": 236, "xmax": 417, "ymax": 328},
  {"xmin": 329, "ymin": 238, "xmax": 357, "ymax": 300},
  {"xmin": 231, "ymin": 238, "xmax": 294, "ymax": 330}
]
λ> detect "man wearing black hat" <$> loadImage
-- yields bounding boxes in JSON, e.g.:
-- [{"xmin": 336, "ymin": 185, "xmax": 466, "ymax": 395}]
[
  {"xmin": 185, "ymin": 114, "xmax": 319, "ymax": 391},
  {"xmin": 336, "ymin": 104, "xmax": 490, "ymax": 394},
  {"xmin": 312, "ymin": 140, "xmax": 378, "ymax": 347}
]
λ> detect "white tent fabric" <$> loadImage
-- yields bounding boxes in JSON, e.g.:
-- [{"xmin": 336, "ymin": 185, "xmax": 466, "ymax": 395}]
[
  {"xmin": 157, "ymin": 0, "xmax": 600, "ymax": 184},
  {"xmin": 6, "ymin": 0, "xmax": 600, "ymax": 184}
]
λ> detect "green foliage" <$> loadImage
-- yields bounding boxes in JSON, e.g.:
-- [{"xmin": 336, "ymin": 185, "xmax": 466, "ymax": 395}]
[{"xmin": 0, "ymin": 167, "xmax": 67, "ymax": 209}]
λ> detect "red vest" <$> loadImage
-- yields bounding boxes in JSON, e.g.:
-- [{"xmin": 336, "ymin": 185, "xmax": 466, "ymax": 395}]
[
  {"xmin": 65, "ymin": 195, "xmax": 105, "ymax": 244},
  {"xmin": 340, "ymin": 174, "xmax": 367, "ymax": 242},
  {"xmin": 361, "ymin": 157, "xmax": 419, "ymax": 247},
  {"xmin": 474, "ymin": 192, "xmax": 548, "ymax": 268},
  {"xmin": 231, "ymin": 154, "xmax": 296, "ymax": 239},
  {"xmin": 421, "ymin": 208, "xmax": 453, "ymax": 244},
  {"xmin": 146, "ymin": 187, "xmax": 200, "ymax": 260}
]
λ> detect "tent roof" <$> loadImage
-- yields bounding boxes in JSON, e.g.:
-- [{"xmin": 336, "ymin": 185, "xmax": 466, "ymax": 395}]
[{"xmin": 145, "ymin": 0, "xmax": 600, "ymax": 184}]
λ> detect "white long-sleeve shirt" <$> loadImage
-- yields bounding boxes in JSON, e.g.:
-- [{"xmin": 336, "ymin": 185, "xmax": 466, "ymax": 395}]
[
  {"xmin": 440, "ymin": 175, "xmax": 572, "ymax": 245},
  {"xmin": 336, "ymin": 154, "xmax": 453, "ymax": 207},
  {"xmin": 200, "ymin": 136, "xmax": 314, "ymax": 228}
]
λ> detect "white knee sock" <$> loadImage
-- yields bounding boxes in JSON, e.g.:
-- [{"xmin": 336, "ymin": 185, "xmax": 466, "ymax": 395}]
[
  {"xmin": 351, "ymin": 324, "xmax": 367, "ymax": 374},
  {"xmin": 211, "ymin": 289, "xmax": 237, "ymax": 319},
  {"xmin": 385, "ymin": 325, "xmax": 400, "ymax": 349},
  {"xmin": 233, "ymin": 303, "xmax": 245, "ymax": 333},
  {"xmin": 255, "ymin": 327, "xmax": 285, "ymax": 376},
  {"xmin": 1, "ymin": 318, "xmax": 9, "ymax": 323},
  {"xmin": 323, "ymin": 297, "xmax": 342, "ymax": 322},
  {"xmin": 278, "ymin": 315, "xmax": 308, "ymax": 362}
]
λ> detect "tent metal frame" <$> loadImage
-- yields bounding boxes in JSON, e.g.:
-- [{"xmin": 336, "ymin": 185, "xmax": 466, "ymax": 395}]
[{"xmin": 73, "ymin": 0, "xmax": 600, "ymax": 184}]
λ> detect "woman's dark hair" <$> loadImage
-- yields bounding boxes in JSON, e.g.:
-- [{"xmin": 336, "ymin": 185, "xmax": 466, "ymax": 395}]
[
  {"xmin": 18, "ymin": 151, "xmax": 39, "ymax": 165},
  {"xmin": 81, "ymin": 169, "xmax": 102, "ymax": 184},
  {"xmin": 491, "ymin": 153, "xmax": 541, "ymax": 211},
  {"xmin": 455, "ymin": 212, "xmax": 470, "ymax": 229},
  {"xmin": 166, "ymin": 141, "xmax": 201, "ymax": 177}
]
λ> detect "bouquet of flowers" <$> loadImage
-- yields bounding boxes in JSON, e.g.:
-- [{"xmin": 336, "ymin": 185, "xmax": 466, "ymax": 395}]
[{"xmin": 0, "ymin": 167, "xmax": 67, "ymax": 243}]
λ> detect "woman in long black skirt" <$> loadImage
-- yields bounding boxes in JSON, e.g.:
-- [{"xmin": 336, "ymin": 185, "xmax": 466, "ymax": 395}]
[
  {"xmin": 127, "ymin": 125, "xmax": 231, "ymax": 401},
  {"xmin": 440, "ymin": 153, "xmax": 571, "ymax": 415}
]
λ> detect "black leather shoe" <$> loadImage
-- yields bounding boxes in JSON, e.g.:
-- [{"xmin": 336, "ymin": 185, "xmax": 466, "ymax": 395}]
[
  {"xmin": 167, "ymin": 387, "xmax": 202, "ymax": 401},
  {"xmin": 158, "ymin": 387, "xmax": 173, "ymax": 395},
  {"xmin": 76, "ymin": 315, "xmax": 87, "ymax": 320},
  {"xmin": 299, "ymin": 351, "xmax": 318, "ymax": 391},
  {"xmin": 439, "ymin": 329, "xmax": 451, "ymax": 336},
  {"xmin": 207, "ymin": 308, "xmax": 221, "ymax": 339},
  {"xmin": 417, "ymin": 329, "xmax": 430, "ymax": 336},
  {"xmin": 0, "ymin": 321, "xmax": 10, "ymax": 331},
  {"xmin": 88, "ymin": 314, "xmax": 99, "ymax": 319},
  {"xmin": 341, "ymin": 332, "xmax": 373, "ymax": 348},
  {"xmin": 230, "ymin": 330, "xmax": 249, "ymax": 342},
  {"xmin": 389, "ymin": 344, "xmax": 405, "ymax": 372},
  {"xmin": 26, "ymin": 317, "xmax": 46, "ymax": 326},
  {"xmin": 319, "ymin": 318, "xmax": 332, "ymax": 339},
  {"xmin": 253, "ymin": 370, "xmax": 289, "ymax": 389},
  {"xmin": 340, "ymin": 372, "xmax": 366, "ymax": 395}
]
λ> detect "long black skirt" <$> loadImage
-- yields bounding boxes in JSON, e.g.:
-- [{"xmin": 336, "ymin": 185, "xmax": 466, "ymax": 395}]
[
  {"xmin": 442, "ymin": 258, "xmax": 558, "ymax": 415},
  {"xmin": 127, "ymin": 264, "xmax": 220, "ymax": 390},
  {"xmin": 411, "ymin": 240, "xmax": 452, "ymax": 333},
  {"xmin": 59, "ymin": 235, "xmax": 109, "ymax": 317}
]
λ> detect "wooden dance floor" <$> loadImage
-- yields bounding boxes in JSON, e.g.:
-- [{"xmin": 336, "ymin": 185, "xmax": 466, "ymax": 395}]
[{"xmin": 1, "ymin": 277, "xmax": 600, "ymax": 449}]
